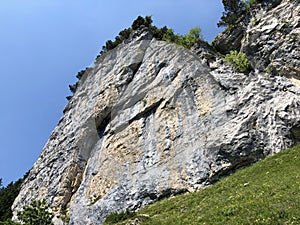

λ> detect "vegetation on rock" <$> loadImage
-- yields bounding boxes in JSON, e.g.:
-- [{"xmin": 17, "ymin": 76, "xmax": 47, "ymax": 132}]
[
  {"xmin": 218, "ymin": 0, "xmax": 248, "ymax": 27},
  {"xmin": 0, "ymin": 173, "xmax": 53, "ymax": 225},
  {"xmin": 218, "ymin": 0, "xmax": 273, "ymax": 27},
  {"xmin": 67, "ymin": 16, "xmax": 203, "ymax": 99},
  {"xmin": 0, "ymin": 199, "xmax": 54, "ymax": 225},
  {"xmin": 106, "ymin": 144, "xmax": 300, "ymax": 224},
  {"xmin": 16, "ymin": 199, "xmax": 54, "ymax": 225},
  {"xmin": 66, "ymin": 67, "xmax": 92, "ymax": 100},
  {"xmin": 225, "ymin": 50, "xmax": 250, "ymax": 72},
  {"xmin": 100, "ymin": 16, "xmax": 203, "ymax": 54}
]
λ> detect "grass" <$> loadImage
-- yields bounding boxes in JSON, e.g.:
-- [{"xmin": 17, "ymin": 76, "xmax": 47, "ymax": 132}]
[{"xmin": 104, "ymin": 144, "xmax": 300, "ymax": 224}]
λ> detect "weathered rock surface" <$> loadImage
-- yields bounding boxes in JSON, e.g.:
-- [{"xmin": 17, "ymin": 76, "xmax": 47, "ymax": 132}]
[
  {"xmin": 242, "ymin": 0, "xmax": 300, "ymax": 78},
  {"xmin": 13, "ymin": 1, "xmax": 300, "ymax": 224},
  {"xmin": 213, "ymin": 0, "xmax": 300, "ymax": 80}
]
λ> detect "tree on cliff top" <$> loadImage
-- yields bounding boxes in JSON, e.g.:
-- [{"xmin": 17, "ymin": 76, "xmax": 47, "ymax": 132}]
[
  {"xmin": 218, "ymin": 0, "xmax": 247, "ymax": 27},
  {"xmin": 218, "ymin": 0, "xmax": 274, "ymax": 27}
]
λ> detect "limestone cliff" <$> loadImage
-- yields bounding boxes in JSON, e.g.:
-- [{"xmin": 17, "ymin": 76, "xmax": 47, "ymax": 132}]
[{"xmin": 13, "ymin": 0, "xmax": 300, "ymax": 224}]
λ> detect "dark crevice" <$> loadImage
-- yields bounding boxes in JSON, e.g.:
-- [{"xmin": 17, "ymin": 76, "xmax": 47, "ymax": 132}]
[
  {"xmin": 129, "ymin": 99, "xmax": 163, "ymax": 124},
  {"xmin": 129, "ymin": 62, "xmax": 142, "ymax": 75},
  {"xmin": 291, "ymin": 125, "xmax": 300, "ymax": 144},
  {"xmin": 96, "ymin": 113, "xmax": 111, "ymax": 138},
  {"xmin": 155, "ymin": 62, "xmax": 167, "ymax": 75}
]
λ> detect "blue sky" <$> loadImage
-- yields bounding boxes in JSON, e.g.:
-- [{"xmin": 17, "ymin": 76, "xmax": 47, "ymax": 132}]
[{"xmin": 0, "ymin": 0, "xmax": 224, "ymax": 186}]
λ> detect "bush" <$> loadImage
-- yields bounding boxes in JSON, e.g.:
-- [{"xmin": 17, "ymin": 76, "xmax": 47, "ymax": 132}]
[
  {"xmin": 104, "ymin": 209, "xmax": 136, "ymax": 224},
  {"xmin": 161, "ymin": 27, "xmax": 203, "ymax": 49},
  {"xmin": 225, "ymin": 50, "xmax": 250, "ymax": 72},
  {"xmin": 0, "ymin": 219, "xmax": 20, "ymax": 225},
  {"xmin": 17, "ymin": 199, "xmax": 54, "ymax": 225}
]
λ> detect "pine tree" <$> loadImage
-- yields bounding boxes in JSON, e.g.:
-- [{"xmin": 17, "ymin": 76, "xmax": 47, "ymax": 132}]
[{"xmin": 218, "ymin": 0, "xmax": 247, "ymax": 27}]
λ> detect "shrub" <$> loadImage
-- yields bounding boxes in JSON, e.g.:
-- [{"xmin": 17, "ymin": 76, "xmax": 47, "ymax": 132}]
[
  {"xmin": 225, "ymin": 50, "xmax": 250, "ymax": 72},
  {"xmin": 0, "ymin": 219, "xmax": 20, "ymax": 225},
  {"xmin": 161, "ymin": 27, "xmax": 203, "ymax": 49},
  {"xmin": 17, "ymin": 199, "xmax": 54, "ymax": 225}
]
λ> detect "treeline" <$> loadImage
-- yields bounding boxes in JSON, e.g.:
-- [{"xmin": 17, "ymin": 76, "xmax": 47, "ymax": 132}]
[
  {"xmin": 67, "ymin": 16, "xmax": 203, "ymax": 99},
  {"xmin": 99, "ymin": 15, "xmax": 203, "ymax": 54},
  {"xmin": 0, "ymin": 173, "xmax": 28, "ymax": 222}
]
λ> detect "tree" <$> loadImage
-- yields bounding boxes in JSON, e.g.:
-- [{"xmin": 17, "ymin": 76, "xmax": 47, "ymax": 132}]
[
  {"xmin": 131, "ymin": 15, "xmax": 153, "ymax": 30},
  {"xmin": 0, "ymin": 173, "xmax": 29, "ymax": 223},
  {"xmin": 218, "ymin": 0, "xmax": 247, "ymax": 27},
  {"xmin": 17, "ymin": 199, "xmax": 54, "ymax": 225},
  {"xmin": 187, "ymin": 27, "xmax": 203, "ymax": 40},
  {"xmin": 0, "ymin": 180, "xmax": 23, "ymax": 222}
]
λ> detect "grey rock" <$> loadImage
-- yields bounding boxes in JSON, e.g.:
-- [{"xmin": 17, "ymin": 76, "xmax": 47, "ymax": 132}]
[
  {"xmin": 12, "ymin": 1, "xmax": 300, "ymax": 224},
  {"xmin": 242, "ymin": 0, "xmax": 300, "ymax": 79}
]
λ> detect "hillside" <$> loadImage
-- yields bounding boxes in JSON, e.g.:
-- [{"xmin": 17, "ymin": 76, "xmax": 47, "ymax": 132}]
[{"xmin": 106, "ymin": 144, "xmax": 300, "ymax": 224}]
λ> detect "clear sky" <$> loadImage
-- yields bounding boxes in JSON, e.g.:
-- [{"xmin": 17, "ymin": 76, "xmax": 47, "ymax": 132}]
[{"xmin": 0, "ymin": 0, "xmax": 224, "ymax": 186}]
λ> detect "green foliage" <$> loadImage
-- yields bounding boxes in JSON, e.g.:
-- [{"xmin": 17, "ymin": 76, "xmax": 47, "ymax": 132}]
[
  {"xmin": 60, "ymin": 208, "xmax": 70, "ymax": 224},
  {"xmin": 67, "ymin": 67, "xmax": 92, "ymax": 100},
  {"xmin": 160, "ymin": 27, "xmax": 203, "ymax": 49},
  {"xmin": 131, "ymin": 16, "xmax": 152, "ymax": 30},
  {"xmin": 0, "ymin": 219, "xmax": 20, "ymax": 225},
  {"xmin": 225, "ymin": 50, "xmax": 250, "ymax": 72},
  {"xmin": 0, "ymin": 174, "xmax": 27, "ymax": 222},
  {"xmin": 104, "ymin": 209, "xmax": 136, "ymax": 224},
  {"xmin": 99, "ymin": 16, "xmax": 203, "ymax": 54},
  {"xmin": 110, "ymin": 144, "xmax": 300, "ymax": 224},
  {"xmin": 218, "ymin": 0, "xmax": 277, "ymax": 27},
  {"xmin": 218, "ymin": 0, "xmax": 247, "ymax": 27},
  {"xmin": 217, "ymin": 0, "xmax": 260, "ymax": 27},
  {"xmin": 187, "ymin": 27, "xmax": 202, "ymax": 40},
  {"xmin": 67, "ymin": 16, "xmax": 203, "ymax": 100},
  {"xmin": 17, "ymin": 199, "xmax": 54, "ymax": 225},
  {"xmin": 100, "ymin": 15, "xmax": 153, "ymax": 53},
  {"xmin": 266, "ymin": 64, "xmax": 279, "ymax": 76}
]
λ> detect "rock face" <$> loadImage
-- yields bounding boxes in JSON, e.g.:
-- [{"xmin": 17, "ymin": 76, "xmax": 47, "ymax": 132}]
[
  {"xmin": 13, "ymin": 0, "xmax": 300, "ymax": 224},
  {"xmin": 213, "ymin": 0, "xmax": 300, "ymax": 81}
]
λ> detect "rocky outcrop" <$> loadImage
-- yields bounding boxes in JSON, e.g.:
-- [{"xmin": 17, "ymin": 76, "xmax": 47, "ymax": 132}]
[
  {"xmin": 13, "ymin": 1, "xmax": 300, "ymax": 224},
  {"xmin": 213, "ymin": 0, "xmax": 300, "ymax": 81},
  {"xmin": 242, "ymin": 0, "xmax": 300, "ymax": 79}
]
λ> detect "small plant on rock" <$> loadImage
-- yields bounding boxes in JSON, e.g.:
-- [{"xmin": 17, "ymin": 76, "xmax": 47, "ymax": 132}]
[
  {"xmin": 225, "ymin": 50, "xmax": 250, "ymax": 73},
  {"xmin": 17, "ymin": 199, "xmax": 54, "ymax": 225}
]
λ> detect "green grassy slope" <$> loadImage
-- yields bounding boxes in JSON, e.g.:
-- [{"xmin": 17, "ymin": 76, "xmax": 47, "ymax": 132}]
[{"xmin": 105, "ymin": 144, "xmax": 300, "ymax": 225}]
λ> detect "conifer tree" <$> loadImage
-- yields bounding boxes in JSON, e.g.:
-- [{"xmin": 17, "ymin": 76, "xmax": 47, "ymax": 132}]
[{"xmin": 218, "ymin": 0, "xmax": 247, "ymax": 27}]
